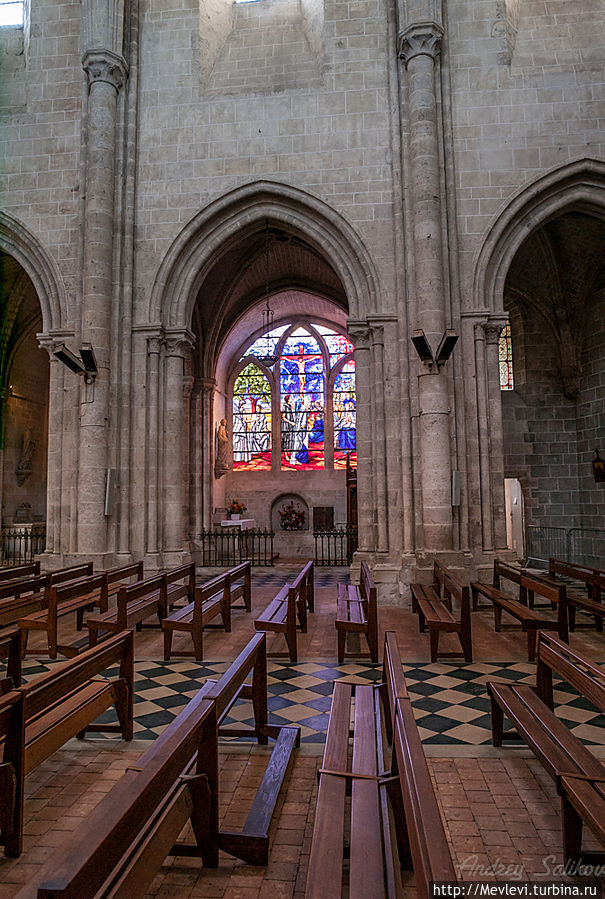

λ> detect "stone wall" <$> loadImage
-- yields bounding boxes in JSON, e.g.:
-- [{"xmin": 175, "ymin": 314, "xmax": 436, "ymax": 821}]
[{"xmin": 577, "ymin": 287, "xmax": 605, "ymax": 528}]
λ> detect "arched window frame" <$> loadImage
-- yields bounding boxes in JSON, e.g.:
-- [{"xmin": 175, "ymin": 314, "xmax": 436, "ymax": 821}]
[
  {"xmin": 499, "ymin": 320, "xmax": 514, "ymax": 390},
  {"xmin": 227, "ymin": 316, "xmax": 355, "ymax": 472}
]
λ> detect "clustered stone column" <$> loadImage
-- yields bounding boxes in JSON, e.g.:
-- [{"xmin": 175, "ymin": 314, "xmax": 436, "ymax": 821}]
[
  {"xmin": 347, "ymin": 323, "xmax": 374, "ymax": 552},
  {"xmin": 163, "ymin": 332, "xmax": 194, "ymax": 557},
  {"xmin": 77, "ymin": 49, "xmax": 127, "ymax": 556},
  {"xmin": 399, "ymin": 21, "xmax": 453, "ymax": 552}
]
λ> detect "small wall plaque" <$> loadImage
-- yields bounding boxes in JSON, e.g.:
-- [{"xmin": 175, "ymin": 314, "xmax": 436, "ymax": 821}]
[{"xmin": 592, "ymin": 450, "xmax": 605, "ymax": 483}]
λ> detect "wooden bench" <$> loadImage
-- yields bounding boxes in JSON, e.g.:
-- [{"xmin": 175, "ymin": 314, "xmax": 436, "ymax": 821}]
[
  {"xmin": 487, "ymin": 632, "xmax": 605, "ymax": 865},
  {"xmin": 306, "ymin": 630, "xmax": 456, "ymax": 899},
  {"xmin": 0, "ymin": 630, "xmax": 134, "ymax": 859},
  {"xmin": 471, "ymin": 570, "xmax": 568, "ymax": 660},
  {"xmin": 162, "ymin": 570, "xmax": 232, "ymax": 661},
  {"xmin": 222, "ymin": 560, "xmax": 252, "ymax": 613},
  {"xmin": 0, "ymin": 562, "xmax": 40, "ymax": 583},
  {"xmin": 471, "ymin": 558, "xmax": 528, "ymax": 611},
  {"xmin": 335, "ymin": 559, "xmax": 378, "ymax": 664},
  {"xmin": 0, "ymin": 690, "xmax": 25, "ymax": 858},
  {"xmin": 254, "ymin": 564, "xmax": 312, "ymax": 663},
  {"xmin": 86, "ymin": 565, "xmax": 193, "ymax": 646},
  {"xmin": 0, "ymin": 564, "xmax": 94, "ymax": 627},
  {"xmin": 18, "ymin": 632, "xmax": 300, "ymax": 896},
  {"xmin": 411, "ymin": 560, "xmax": 472, "ymax": 663},
  {"xmin": 0, "ymin": 627, "xmax": 23, "ymax": 691},
  {"xmin": 18, "ymin": 573, "xmax": 109, "ymax": 659},
  {"xmin": 548, "ymin": 557, "xmax": 605, "ymax": 632}
]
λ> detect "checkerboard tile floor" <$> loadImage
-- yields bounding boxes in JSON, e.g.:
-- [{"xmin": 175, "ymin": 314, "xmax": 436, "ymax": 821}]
[{"xmin": 22, "ymin": 657, "xmax": 605, "ymax": 745}]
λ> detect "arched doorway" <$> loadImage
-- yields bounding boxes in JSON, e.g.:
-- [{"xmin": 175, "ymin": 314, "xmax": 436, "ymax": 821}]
[
  {"xmin": 0, "ymin": 253, "xmax": 49, "ymax": 562},
  {"xmin": 190, "ymin": 224, "xmax": 355, "ymax": 563}
]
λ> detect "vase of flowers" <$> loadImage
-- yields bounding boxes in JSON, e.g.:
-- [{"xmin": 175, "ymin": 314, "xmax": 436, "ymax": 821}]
[
  {"xmin": 228, "ymin": 498, "xmax": 247, "ymax": 520},
  {"xmin": 279, "ymin": 502, "xmax": 305, "ymax": 531}
]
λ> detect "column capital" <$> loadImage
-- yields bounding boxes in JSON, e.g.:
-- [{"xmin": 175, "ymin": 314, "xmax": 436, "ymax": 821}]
[
  {"xmin": 82, "ymin": 49, "xmax": 128, "ymax": 91},
  {"xmin": 37, "ymin": 330, "xmax": 76, "ymax": 357},
  {"xmin": 200, "ymin": 378, "xmax": 217, "ymax": 396},
  {"xmin": 398, "ymin": 24, "xmax": 443, "ymax": 64},
  {"xmin": 475, "ymin": 317, "xmax": 508, "ymax": 345},
  {"xmin": 164, "ymin": 329, "xmax": 195, "ymax": 358},
  {"xmin": 182, "ymin": 375, "xmax": 195, "ymax": 400},
  {"xmin": 346, "ymin": 319, "xmax": 371, "ymax": 349}
]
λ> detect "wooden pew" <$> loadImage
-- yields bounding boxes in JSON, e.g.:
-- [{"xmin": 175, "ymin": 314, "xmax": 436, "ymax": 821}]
[
  {"xmin": 470, "ymin": 558, "xmax": 528, "ymax": 611},
  {"xmin": 19, "ymin": 633, "xmax": 300, "ymax": 897},
  {"xmin": 335, "ymin": 559, "xmax": 378, "ymax": 664},
  {"xmin": 471, "ymin": 570, "xmax": 568, "ymax": 660},
  {"xmin": 86, "ymin": 565, "xmax": 194, "ymax": 646},
  {"xmin": 487, "ymin": 632, "xmax": 605, "ymax": 865},
  {"xmin": 162, "ymin": 569, "xmax": 232, "ymax": 661},
  {"xmin": 0, "ymin": 690, "xmax": 25, "ymax": 858},
  {"xmin": 306, "ymin": 630, "xmax": 456, "ymax": 899},
  {"xmin": 411, "ymin": 560, "xmax": 472, "ymax": 663},
  {"xmin": 224, "ymin": 560, "xmax": 252, "ymax": 613},
  {"xmin": 18, "ymin": 573, "xmax": 108, "ymax": 658},
  {"xmin": 0, "ymin": 630, "xmax": 134, "ymax": 859},
  {"xmin": 548, "ymin": 557, "xmax": 605, "ymax": 631},
  {"xmin": 0, "ymin": 564, "xmax": 94, "ymax": 628},
  {"xmin": 0, "ymin": 627, "xmax": 23, "ymax": 691},
  {"xmin": 254, "ymin": 564, "xmax": 312, "ymax": 663},
  {"xmin": 0, "ymin": 562, "xmax": 40, "ymax": 583}
]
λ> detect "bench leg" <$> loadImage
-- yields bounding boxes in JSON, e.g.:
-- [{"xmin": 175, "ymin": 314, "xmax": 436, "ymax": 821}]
[
  {"xmin": 163, "ymin": 627, "xmax": 173, "ymax": 662},
  {"xmin": 561, "ymin": 794, "xmax": 583, "ymax": 865},
  {"xmin": 527, "ymin": 629, "xmax": 538, "ymax": 662},
  {"xmin": 494, "ymin": 605, "xmax": 502, "ymax": 632},
  {"xmin": 337, "ymin": 629, "xmax": 345, "ymax": 665},
  {"xmin": 221, "ymin": 599, "xmax": 232, "ymax": 633},
  {"xmin": 429, "ymin": 627, "xmax": 439, "ymax": 663},
  {"xmin": 569, "ymin": 604, "xmax": 576, "ymax": 632},
  {"xmin": 489, "ymin": 695, "xmax": 504, "ymax": 747},
  {"xmin": 471, "ymin": 585, "xmax": 478, "ymax": 612},
  {"xmin": 285, "ymin": 629, "xmax": 297, "ymax": 664},
  {"xmin": 192, "ymin": 628, "xmax": 204, "ymax": 663},
  {"xmin": 418, "ymin": 609, "xmax": 426, "ymax": 633},
  {"xmin": 459, "ymin": 627, "xmax": 473, "ymax": 663}
]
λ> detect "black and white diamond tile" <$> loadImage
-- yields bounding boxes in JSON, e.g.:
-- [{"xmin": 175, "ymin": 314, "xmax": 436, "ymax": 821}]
[{"xmin": 20, "ymin": 658, "xmax": 605, "ymax": 746}]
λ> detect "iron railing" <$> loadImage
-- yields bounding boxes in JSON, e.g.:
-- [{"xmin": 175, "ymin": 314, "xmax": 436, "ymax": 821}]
[
  {"xmin": 199, "ymin": 528, "xmax": 275, "ymax": 567},
  {"xmin": 313, "ymin": 528, "xmax": 357, "ymax": 566},
  {"xmin": 525, "ymin": 526, "xmax": 605, "ymax": 569},
  {"xmin": 0, "ymin": 525, "xmax": 46, "ymax": 565}
]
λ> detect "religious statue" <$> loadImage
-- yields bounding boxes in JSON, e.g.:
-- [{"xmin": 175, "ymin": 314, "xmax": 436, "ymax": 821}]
[
  {"xmin": 214, "ymin": 418, "xmax": 230, "ymax": 479},
  {"xmin": 15, "ymin": 427, "xmax": 36, "ymax": 486}
]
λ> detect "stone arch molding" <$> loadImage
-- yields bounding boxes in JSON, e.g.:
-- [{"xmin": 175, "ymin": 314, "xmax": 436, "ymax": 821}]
[
  {"xmin": 473, "ymin": 158, "xmax": 605, "ymax": 315},
  {"xmin": 148, "ymin": 180, "xmax": 381, "ymax": 330},
  {"xmin": 0, "ymin": 210, "xmax": 65, "ymax": 333}
]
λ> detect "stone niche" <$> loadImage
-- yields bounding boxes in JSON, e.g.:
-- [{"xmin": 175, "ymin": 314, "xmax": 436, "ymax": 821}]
[{"xmin": 271, "ymin": 493, "xmax": 309, "ymax": 532}]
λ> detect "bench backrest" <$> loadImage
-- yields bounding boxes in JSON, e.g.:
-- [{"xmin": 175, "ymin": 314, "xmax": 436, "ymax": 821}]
[
  {"xmin": 47, "ymin": 564, "xmax": 94, "ymax": 586},
  {"xmin": 30, "ymin": 633, "xmax": 270, "ymax": 896},
  {"xmin": 290, "ymin": 560, "xmax": 313, "ymax": 605},
  {"xmin": 117, "ymin": 574, "xmax": 164, "ymax": 613},
  {"xmin": 105, "ymin": 561, "xmax": 144, "ymax": 587},
  {"xmin": 382, "ymin": 630, "xmax": 409, "ymax": 743},
  {"xmin": 0, "ymin": 575, "xmax": 48, "ymax": 601},
  {"xmin": 0, "ymin": 562, "xmax": 40, "ymax": 583},
  {"xmin": 493, "ymin": 558, "xmax": 525, "ymax": 591},
  {"xmin": 47, "ymin": 573, "xmax": 107, "ymax": 609},
  {"xmin": 434, "ymin": 561, "xmax": 470, "ymax": 628},
  {"xmin": 536, "ymin": 632, "xmax": 605, "ymax": 715},
  {"xmin": 18, "ymin": 630, "xmax": 134, "ymax": 722},
  {"xmin": 393, "ymin": 698, "xmax": 457, "ymax": 898},
  {"xmin": 358, "ymin": 560, "xmax": 376, "ymax": 605},
  {"xmin": 520, "ymin": 573, "xmax": 569, "ymax": 642},
  {"xmin": 33, "ymin": 688, "xmax": 218, "ymax": 899},
  {"xmin": 0, "ymin": 689, "xmax": 25, "ymax": 857},
  {"xmin": 548, "ymin": 558, "xmax": 605, "ymax": 598},
  {"xmin": 0, "ymin": 627, "xmax": 22, "ymax": 691}
]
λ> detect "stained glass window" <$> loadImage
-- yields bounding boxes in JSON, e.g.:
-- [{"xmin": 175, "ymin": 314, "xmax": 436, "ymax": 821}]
[
  {"xmin": 280, "ymin": 330, "xmax": 324, "ymax": 470},
  {"xmin": 232, "ymin": 363, "xmax": 272, "ymax": 470},
  {"xmin": 333, "ymin": 359, "xmax": 356, "ymax": 469},
  {"xmin": 232, "ymin": 322, "xmax": 356, "ymax": 472},
  {"xmin": 499, "ymin": 321, "xmax": 514, "ymax": 390}
]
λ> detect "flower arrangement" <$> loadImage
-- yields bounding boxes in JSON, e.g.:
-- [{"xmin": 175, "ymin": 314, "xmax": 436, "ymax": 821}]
[
  {"xmin": 278, "ymin": 502, "xmax": 305, "ymax": 531},
  {"xmin": 228, "ymin": 497, "xmax": 247, "ymax": 515}
]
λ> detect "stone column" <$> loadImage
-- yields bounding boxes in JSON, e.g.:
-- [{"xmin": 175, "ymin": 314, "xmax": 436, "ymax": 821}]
[
  {"xmin": 484, "ymin": 320, "xmax": 508, "ymax": 549},
  {"xmin": 77, "ymin": 50, "xmax": 127, "ymax": 557},
  {"xmin": 190, "ymin": 378, "xmax": 204, "ymax": 539},
  {"xmin": 474, "ymin": 323, "xmax": 493, "ymax": 551},
  {"xmin": 369, "ymin": 322, "xmax": 388, "ymax": 552},
  {"xmin": 146, "ymin": 334, "xmax": 162, "ymax": 556},
  {"xmin": 201, "ymin": 379, "xmax": 216, "ymax": 530},
  {"xmin": 163, "ymin": 332, "xmax": 194, "ymax": 556},
  {"xmin": 348, "ymin": 322, "xmax": 374, "ymax": 552},
  {"xmin": 399, "ymin": 22, "xmax": 453, "ymax": 552}
]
